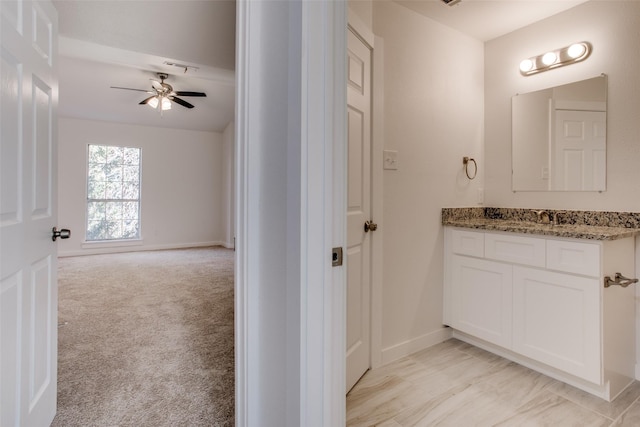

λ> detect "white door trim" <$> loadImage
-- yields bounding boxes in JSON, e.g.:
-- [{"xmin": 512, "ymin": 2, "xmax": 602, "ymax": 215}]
[
  {"xmin": 371, "ymin": 35, "xmax": 384, "ymax": 369},
  {"xmin": 301, "ymin": 1, "xmax": 347, "ymax": 425},
  {"xmin": 235, "ymin": 1, "xmax": 347, "ymax": 425}
]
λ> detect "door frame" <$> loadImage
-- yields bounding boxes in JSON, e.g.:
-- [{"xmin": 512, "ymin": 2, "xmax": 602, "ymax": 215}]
[{"xmin": 235, "ymin": 0, "xmax": 348, "ymax": 425}]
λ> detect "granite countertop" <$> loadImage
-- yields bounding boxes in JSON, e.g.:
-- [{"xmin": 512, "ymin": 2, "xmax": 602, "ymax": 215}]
[{"xmin": 442, "ymin": 207, "xmax": 640, "ymax": 241}]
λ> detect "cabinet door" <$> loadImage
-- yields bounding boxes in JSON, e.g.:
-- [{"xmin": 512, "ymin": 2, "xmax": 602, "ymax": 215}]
[
  {"xmin": 451, "ymin": 255, "xmax": 512, "ymax": 348},
  {"xmin": 513, "ymin": 266, "xmax": 601, "ymax": 384}
]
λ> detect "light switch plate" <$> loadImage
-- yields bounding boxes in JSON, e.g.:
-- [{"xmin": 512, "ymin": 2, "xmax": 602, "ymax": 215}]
[{"xmin": 383, "ymin": 150, "xmax": 398, "ymax": 170}]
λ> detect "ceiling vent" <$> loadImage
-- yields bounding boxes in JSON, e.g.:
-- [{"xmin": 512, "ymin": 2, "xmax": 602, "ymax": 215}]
[{"xmin": 442, "ymin": 0, "xmax": 461, "ymax": 6}]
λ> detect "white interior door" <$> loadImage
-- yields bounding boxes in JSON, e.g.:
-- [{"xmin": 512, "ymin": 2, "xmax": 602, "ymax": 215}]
[
  {"xmin": 346, "ymin": 28, "xmax": 372, "ymax": 393},
  {"xmin": 553, "ymin": 109, "xmax": 606, "ymax": 191},
  {"xmin": 1, "ymin": 1, "xmax": 59, "ymax": 425}
]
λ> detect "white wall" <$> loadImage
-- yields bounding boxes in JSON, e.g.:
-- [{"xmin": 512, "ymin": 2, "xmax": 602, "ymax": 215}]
[
  {"xmin": 58, "ymin": 117, "xmax": 226, "ymax": 256},
  {"xmin": 349, "ymin": 0, "xmax": 372, "ymax": 31},
  {"xmin": 484, "ymin": 1, "xmax": 640, "ymax": 211},
  {"xmin": 236, "ymin": 1, "xmax": 347, "ymax": 423},
  {"xmin": 373, "ymin": 1, "xmax": 484, "ymax": 361}
]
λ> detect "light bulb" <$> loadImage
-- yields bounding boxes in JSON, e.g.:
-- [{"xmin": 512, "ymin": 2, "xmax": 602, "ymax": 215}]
[
  {"xmin": 519, "ymin": 59, "xmax": 534, "ymax": 72},
  {"xmin": 147, "ymin": 97, "xmax": 159, "ymax": 109},
  {"xmin": 567, "ymin": 43, "xmax": 586, "ymax": 59},
  {"xmin": 542, "ymin": 52, "xmax": 557, "ymax": 66},
  {"xmin": 161, "ymin": 97, "xmax": 172, "ymax": 111}
]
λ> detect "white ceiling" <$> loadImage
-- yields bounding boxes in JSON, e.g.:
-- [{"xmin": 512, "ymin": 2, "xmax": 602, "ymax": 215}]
[
  {"xmin": 54, "ymin": 0, "xmax": 236, "ymax": 133},
  {"xmin": 396, "ymin": 0, "xmax": 589, "ymax": 42},
  {"xmin": 54, "ymin": 0, "xmax": 588, "ymax": 133}
]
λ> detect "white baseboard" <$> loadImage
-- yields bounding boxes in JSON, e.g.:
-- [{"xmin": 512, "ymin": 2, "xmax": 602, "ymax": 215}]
[
  {"xmin": 381, "ymin": 327, "xmax": 453, "ymax": 365},
  {"xmin": 58, "ymin": 241, "xmax": 227, "ymax": 257}
]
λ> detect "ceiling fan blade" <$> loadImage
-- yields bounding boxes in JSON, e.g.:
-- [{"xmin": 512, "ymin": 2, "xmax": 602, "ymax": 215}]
[
  {"xmin": 170, "ymin": 96, "xmax": 195, "ymax": 109},
  {"xmin": 139, "ymin": 96, "xmax": 156, "ymax": 105},
  {"xmin": 174, "ymin": 91, "xmax": 207, "ymax": 97},
  {"xmin": 111, "ymin": 86, "xmax": 154, "ymax": 93}
]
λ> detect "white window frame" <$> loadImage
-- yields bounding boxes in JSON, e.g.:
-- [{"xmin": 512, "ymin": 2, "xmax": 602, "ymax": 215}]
[{"xmin": 85, "ymin": 144, "xmax": 142, "ymax": 242}]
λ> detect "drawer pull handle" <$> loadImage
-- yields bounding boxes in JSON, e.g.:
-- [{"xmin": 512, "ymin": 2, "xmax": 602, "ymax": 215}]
[{"xmin": 604, "ymin": 272, "xmax": 639, "ymax": 288}]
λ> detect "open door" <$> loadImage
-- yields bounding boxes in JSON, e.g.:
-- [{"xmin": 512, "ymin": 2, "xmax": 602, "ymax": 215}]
[
  {"xmin": 1, "ymin": 1, "xmax": 59, "ymax": 425},
  {"xmin": 346, "ymin": 27, "xmax": 373, "ymax": 393}
]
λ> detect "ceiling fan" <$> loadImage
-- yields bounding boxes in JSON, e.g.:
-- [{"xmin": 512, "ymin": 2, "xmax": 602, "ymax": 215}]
[{"xmin": 111, "ymin": 73, "xmax": 206, "ymax": 111}]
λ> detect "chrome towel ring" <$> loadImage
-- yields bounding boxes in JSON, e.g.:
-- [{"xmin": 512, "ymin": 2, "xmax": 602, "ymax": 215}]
[{"xmin": 463, "ymin": 157, "xmax": 477, "ymax": 180}]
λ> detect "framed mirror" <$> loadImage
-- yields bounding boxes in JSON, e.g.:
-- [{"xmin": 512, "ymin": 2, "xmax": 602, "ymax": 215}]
[{"xmin": 512, "ymin": 75, "xmax": 607, "ymax": 191}]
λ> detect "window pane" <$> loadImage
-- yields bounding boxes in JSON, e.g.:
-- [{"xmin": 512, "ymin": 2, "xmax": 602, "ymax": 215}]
[
  {"xmin": 108, "ymin": 220, "xmax": 123, "ymax": 239},
  {"xmin": 106, "ymin": 202, "xmax": 123, "ymax": 219},
  {"xmin": 87, "ymin": 220, "xmax": 108, "ymax": 240},
  {"xmin": 122, "ymin": 202, "xmax": 139, "ymax": 220},
  {"xmin": 105, "ymin": 181, "xmax": 123, "ymax": 199},
  {"xmin": 106, "ymin": 146, "xmax": 124, "ymax": 165},
  {"xmin": 122, "ymin": 220, "xmax": 139, "ymax": 238},
  {"xmin": 122, "ymin": 182, "xmax": 139, "ymax": 199},
  {"xmin": 87, "ymin": 202, "xmax": 106, "ymax": 220},
  {"xmin": 88, "ymin": 180, "xmax": 106, "ymax": 199},
  {"xmin": 124, "ymin": 147, "xmax": 140, "ymax": 165},
  {"xmin": 88, "ymin": 163, "xmax": 106, "ymax": 181},
  {"xmin": 88, "ymin": 145, "xmax": 107, "ymax": 164},
  {"xmin": 105, "ymin": 164, "xmax": 123, "ymax": 182},
  {"xmin": 123, "ymin": 165, "xmax": 139, "ymax": 181},
  {"xmin": 86, "ymin": 144, "xmax": 141, "ymax": 241}
]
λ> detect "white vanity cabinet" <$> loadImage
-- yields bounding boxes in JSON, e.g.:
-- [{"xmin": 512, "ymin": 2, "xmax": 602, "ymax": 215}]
[
  {"xmin": 512, "ymin": 266, "xmax": 601, "ymax": 384},
  {"xmin": 443, "ymin": 226, "xmax": 636, "ymax": 401}
]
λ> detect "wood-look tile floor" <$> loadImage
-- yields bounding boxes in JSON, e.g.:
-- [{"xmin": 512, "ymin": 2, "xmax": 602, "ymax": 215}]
[{"xmin": 346, "ymin": 338, "xmax": 640, "ymax": 426}]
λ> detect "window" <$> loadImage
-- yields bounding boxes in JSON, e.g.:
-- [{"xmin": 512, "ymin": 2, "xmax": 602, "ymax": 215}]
[{"xmin": 86, "ymin": 145, "xmax": 141, "ymax": 241}]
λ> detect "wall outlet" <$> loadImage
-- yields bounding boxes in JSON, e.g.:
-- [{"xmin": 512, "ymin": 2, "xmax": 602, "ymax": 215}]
[
  {"xmin": 383, "ymin": 150, "xmax": 398, "ymax": 170},
  {"xmin": 477, "ymin": 188, "xmax": 484, "ymax": 204}
]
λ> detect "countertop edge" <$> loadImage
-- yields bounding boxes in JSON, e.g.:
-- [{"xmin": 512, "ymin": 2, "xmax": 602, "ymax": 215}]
[{"xmin": 442, "ymin": 220, "xmax": 640, "ymax": 241}]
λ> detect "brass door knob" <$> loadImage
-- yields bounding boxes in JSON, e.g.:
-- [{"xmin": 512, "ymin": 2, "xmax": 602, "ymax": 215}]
[{"xmin": 364, "ymin": 221, "xmax": 378, "ymax": 233}]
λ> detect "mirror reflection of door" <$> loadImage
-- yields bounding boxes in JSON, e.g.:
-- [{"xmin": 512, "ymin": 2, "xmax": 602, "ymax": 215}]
[{"xmin": 552, "ymin": 108, "xmax": 606, "ymax": 191}]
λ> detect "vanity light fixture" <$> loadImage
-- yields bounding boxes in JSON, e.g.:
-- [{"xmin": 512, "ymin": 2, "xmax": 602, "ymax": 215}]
[{"xmin": 519, "ymin": 42, "xmax": 592, "ymax": 76}]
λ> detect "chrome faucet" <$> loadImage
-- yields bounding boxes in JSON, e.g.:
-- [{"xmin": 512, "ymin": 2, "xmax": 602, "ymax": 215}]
[{"xmin": 536, "ymin": 210, "xmax": 550, "ymax": 224}]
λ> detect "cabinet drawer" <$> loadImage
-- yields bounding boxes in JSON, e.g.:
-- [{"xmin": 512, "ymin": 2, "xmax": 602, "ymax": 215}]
[
  {"xmin": 546, "ymin": 240, "xmax": 600, "ymax": 277},
  {"xmin": 451, "ymin": 229, "xmax": 484, "ymax": 257},
  {"xmin": 485, "ymin": 233, "xmax": 545, "ymax": 268}
]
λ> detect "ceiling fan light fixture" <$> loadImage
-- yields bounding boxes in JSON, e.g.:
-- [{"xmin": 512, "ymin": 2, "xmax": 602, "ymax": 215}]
[
  {"xmin": 161, "ymin": 97, "xmax": 172, "ymax": 111},
  {"xmin": 113, "ymin": 73, "xmax": 206, "ymax": 111}
]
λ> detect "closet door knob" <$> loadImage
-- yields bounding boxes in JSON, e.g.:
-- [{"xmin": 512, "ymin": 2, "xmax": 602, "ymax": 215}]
[{"xmin": 364, "ymin": 221, "xmax": 378, "ymax": 233}]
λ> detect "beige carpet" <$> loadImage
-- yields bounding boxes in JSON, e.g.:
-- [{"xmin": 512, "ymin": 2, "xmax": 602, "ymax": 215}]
[{"xmin": 51, "ymin": 247, "xmax": 234, "ymax": 427}]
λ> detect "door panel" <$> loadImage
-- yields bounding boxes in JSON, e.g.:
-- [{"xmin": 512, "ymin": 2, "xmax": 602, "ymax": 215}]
[
  {"xmin": 451, "ymin": 255, "xmax": 512, "ymax": 348},
  {"xmin": 346, "ymin": 28, "xmax": 372, "ymax": 393},
  {"xmin": 513, "ymin": 266, "xmax": 601, "ymax": 383},
  {"xmin": 0, "ymin": 1, "xmax": 58, "ymax": 425},
  {"xmin": 553, "ymin": 110, "xmax": 606, "ymax": 191}
]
